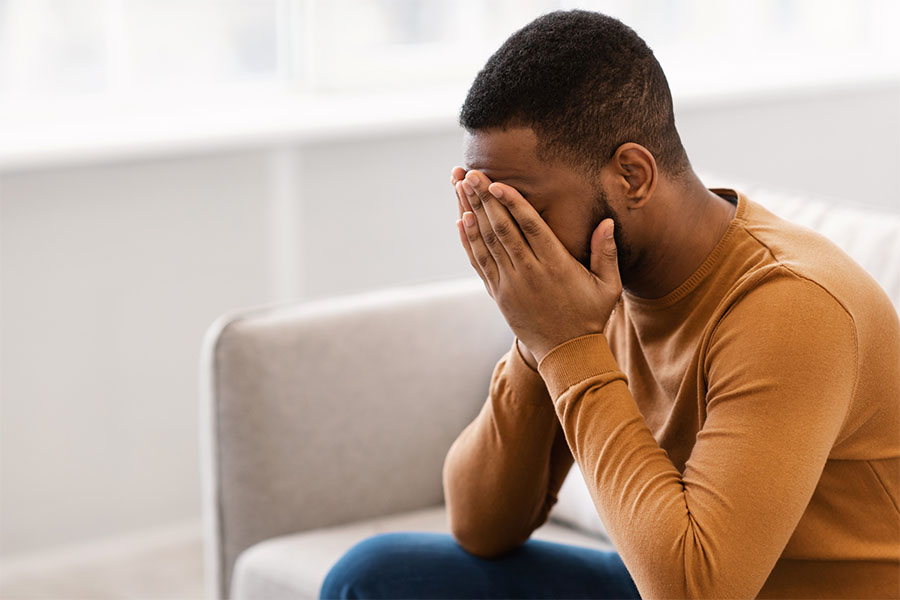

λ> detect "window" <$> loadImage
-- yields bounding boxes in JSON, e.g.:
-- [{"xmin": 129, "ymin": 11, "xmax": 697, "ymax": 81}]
[{"xmin": 0, "ymin": 1, "xmax": 897, "ymax": 114}]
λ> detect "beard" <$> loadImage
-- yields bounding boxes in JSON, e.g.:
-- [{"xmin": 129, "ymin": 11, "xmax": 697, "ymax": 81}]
[{"xmin": 577, "ymin": 184, "xmax": 634, "ymax": 278}]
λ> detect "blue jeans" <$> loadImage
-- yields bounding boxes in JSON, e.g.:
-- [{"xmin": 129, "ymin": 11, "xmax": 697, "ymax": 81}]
[{"xmin": 319, "ymin": 531, "xmax": 641, "ymax": 599}]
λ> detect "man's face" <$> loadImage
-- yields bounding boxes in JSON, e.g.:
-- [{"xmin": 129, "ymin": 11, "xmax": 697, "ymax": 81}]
[{"xmin": 463, "ymin": 126, "xmax": 633, "ymax": 272}]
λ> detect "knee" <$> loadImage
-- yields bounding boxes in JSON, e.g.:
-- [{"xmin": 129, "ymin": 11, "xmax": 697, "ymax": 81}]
[{"xmin": 318, "ymin": 532, "xmax": 426, "ymax": 600}]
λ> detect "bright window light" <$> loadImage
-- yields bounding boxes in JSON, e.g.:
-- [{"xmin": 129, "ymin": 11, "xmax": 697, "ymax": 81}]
[{"xmin": 0, "ymin": 0, "xmax": 897, "ymax": 111}]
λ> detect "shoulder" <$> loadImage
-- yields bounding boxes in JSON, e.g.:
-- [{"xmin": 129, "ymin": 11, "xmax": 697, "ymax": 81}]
[
  {"xmin": 737, "ymin": 196, "xmax": 896, "ymax": 332},
  {"xmin": 715, "ymin": 265, "xmax": 855, "ymax": 337},
  {"xmin": 705, "ymin": 266, "xmax": 858, "ymax": 386}
]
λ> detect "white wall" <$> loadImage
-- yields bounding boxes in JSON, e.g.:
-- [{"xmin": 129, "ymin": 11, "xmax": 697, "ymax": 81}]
[
  {"xmin": 1, "ymin": 80, "xmax": 898, "ymax": 558},
  {"xmin": 677, "ymin": 81, "xmax": 900, "ymax": 211},
  {"xmin": 1, "ymin": 152, "xmax": 273, "ymax": 554}
]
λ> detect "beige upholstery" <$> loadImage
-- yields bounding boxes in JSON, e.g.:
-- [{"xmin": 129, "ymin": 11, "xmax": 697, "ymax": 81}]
[
  {"xmin": 200, "ymin": 183, "xmax": 900, "ymax": 600},
  {"xmin": 199, "ymin": 277, "xmax": 518, "ymax": 599}
]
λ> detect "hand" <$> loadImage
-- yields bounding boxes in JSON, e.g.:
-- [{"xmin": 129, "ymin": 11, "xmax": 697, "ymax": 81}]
[
  {"xmin": 450, "ymin": 167, "xmax": 622, "ymax": 365},
  {"xmin": 453, "ymin": 168, "xmax": 539, "ymax": 371},
  {"xmin": 451, "ymin": 168, "xmax": 539, "ymax": 371}
]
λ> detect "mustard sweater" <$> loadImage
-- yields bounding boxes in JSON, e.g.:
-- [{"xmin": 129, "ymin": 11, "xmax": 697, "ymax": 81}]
[{"xmin": 443, "ymin": 189, "xmax": 900, "ymax": 599}]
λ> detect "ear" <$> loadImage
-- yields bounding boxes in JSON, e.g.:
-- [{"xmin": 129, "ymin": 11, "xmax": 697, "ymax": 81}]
[{"xmin": 608, "ymin": 143, "xmax": 658, "ymax": 209}]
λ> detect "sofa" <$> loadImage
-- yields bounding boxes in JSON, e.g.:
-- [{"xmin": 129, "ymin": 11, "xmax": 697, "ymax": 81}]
[{"xmin": 199, "ymin": 180, "xmax": 900, "ymax": 599}]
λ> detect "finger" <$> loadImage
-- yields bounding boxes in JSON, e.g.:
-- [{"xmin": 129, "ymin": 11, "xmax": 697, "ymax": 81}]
[
  {"xmin": 451, "ymin": 167, "xmax": 493, "ymax": 294},
  {"xmin": 470, "ymin": 176, "xmax": 534, "ymax": 267},
  {"xmin": 452, "ymin": 185, "xmax": 488, "ymax": 285},
  {"xmin": 456, "ymin": 218, "xmax": 493, "ymax": 298},
  {"xmin": 461, "ymin": 171, "xmax": 514, "ymax": 272},
  {"xmin": 458, "ymin": 178, "xmax": 475, "ymax": 213},
  {"xmin": 457, "ymin": 181, "xmax": 500, "ymax": 288},
  {"xmin": 453, "ymin": 176, "xmax": 466, "ymax": 220},
  {"xmin": 590, "ymin": 218, "xmax": 622, "ymax": 290},
  {"xmin": 450, "ymin": 166, "xmax": 473, "ymax": 219},
  {"xmin": 486, "ymin": 181, "xmax": 558, "ymax": 261},
  {"xmin": 450, "ymin": 166, "xmax": 467, "ymax": 186}
]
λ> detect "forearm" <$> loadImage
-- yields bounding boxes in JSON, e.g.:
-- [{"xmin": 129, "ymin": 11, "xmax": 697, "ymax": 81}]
[
  {"xmin": 537, "ymin": 320, "xmax": 855, "ymax": 599},
  {"xmin": 442, "ymin": 338, "xmax": 572, "ymax": 557}
]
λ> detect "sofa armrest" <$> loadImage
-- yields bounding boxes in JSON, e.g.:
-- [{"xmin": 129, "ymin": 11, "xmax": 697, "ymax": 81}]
[{"xmin": 199, "ymin": 276, "xmax": 512, "ymax": 599}]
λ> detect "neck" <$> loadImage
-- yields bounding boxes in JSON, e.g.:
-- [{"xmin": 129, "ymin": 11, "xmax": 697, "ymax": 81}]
[{"xmin": 623, "ymin": 172, "xmax": 736, "ymax": 300}]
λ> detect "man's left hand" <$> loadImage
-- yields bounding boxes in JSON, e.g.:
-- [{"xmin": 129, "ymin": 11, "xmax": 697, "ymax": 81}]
[{"xmin": 454, "ymin": 169, "xmax": 623, "ymax": 365}]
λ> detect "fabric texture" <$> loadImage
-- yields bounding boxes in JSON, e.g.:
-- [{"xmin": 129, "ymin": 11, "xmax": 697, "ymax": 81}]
[
  {"xmin": 200, "ymin": 277, "xmax": 514, "ymax": 599},
  {"xmin": 230, "ymin": 505, "xmax": 615, "ymax": 600},
  {"xmin": 318, "ymin": 531, "xmax": 640, "ymax": 600},
  {"xmin": 442, "ymin": 189, "xmax": 900, "ymax": 599}
]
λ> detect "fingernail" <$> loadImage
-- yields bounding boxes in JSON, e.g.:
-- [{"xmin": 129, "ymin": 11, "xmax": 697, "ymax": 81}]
[
  {"xmin": 605, "ymin": 221, "xmax": 615, "ymax": 239},
  {"xmin": 465, "ymin": 172, "xmax": 478, "ymax": 187},
  {"xmin": 489, "ymin": 185, "xmax": 503, "ymax": 199},
  {"xmin": 461, "ymin": 181, "xmax": 474, "ymax": 195},
  {"xmin": 463, "ymin": 212, "xmax": 476, "ymax": 228}
]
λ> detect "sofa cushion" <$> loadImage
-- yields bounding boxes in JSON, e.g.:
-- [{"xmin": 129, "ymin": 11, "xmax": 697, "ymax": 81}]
[{"xmin": 230, "ymin": 504, "xmax": 614, "ymax": 600}]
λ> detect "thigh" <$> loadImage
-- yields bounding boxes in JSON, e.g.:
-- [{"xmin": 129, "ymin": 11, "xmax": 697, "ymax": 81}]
[{"xmin": 319, "ymin": 531, "xmax": 641, "ymax": 600}]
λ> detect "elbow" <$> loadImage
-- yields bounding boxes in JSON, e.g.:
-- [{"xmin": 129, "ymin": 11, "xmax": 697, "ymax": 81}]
[
  {"xmin": 442, "ymin": 444, "xmax": 530, "ymax": 559},
  {"xmin": 446, "ymin": 512, "xmax": 528, "ymax": 560},
  {"xmin": 448, "ymin": 526, "xmax": 522, "ymax": 560},
  {"xmin": 444, "ymin": 487, "xmax": 528, "ymax": 559}
]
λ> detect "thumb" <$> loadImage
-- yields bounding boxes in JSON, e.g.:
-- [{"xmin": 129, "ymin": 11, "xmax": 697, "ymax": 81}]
[{"xmin": 590, "ymin": 218, "xmax": 621, "ymax": 286}]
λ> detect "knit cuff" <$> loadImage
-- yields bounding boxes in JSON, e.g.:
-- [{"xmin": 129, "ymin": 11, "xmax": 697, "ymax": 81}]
[{"xmin": 537, "ymin": 333, "xmax": 623, "ymax": 400}]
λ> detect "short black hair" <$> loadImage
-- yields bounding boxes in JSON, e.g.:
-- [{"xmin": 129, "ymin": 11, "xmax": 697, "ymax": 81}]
[{"xmin": 460, "ymin": 9, "xmax": 690, "ymax": 178}]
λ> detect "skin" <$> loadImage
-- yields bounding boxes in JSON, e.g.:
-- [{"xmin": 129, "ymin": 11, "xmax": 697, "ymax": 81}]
[{"xmin": 451, "ymin": 126, "xmax": 737, "ymax": 368}]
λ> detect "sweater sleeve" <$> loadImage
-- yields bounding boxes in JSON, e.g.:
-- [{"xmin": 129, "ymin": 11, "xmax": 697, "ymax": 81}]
[
  {"xmin": 536, "ymin": 276, "xmax": 857, "ymax": 599},
  {"xmin": 442, "ymin": 336, "xmax": 575, "ymax": 557}
]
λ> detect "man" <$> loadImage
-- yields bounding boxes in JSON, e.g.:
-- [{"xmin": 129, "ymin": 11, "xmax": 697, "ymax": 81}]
[{"xmin": 320, "ymin": 10, "xmax": 900, "ymax": 599}]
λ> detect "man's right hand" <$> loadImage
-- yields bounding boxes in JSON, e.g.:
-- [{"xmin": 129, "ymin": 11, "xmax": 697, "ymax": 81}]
[{"xmin": 452, "ymin": 165, "xmax": 540, "ymax": 371}]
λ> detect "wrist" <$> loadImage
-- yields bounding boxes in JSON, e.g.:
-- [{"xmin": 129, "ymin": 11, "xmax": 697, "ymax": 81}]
[{"xmin": 515, "ymin": 337, "xmax": 539, "ymax": 371}]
